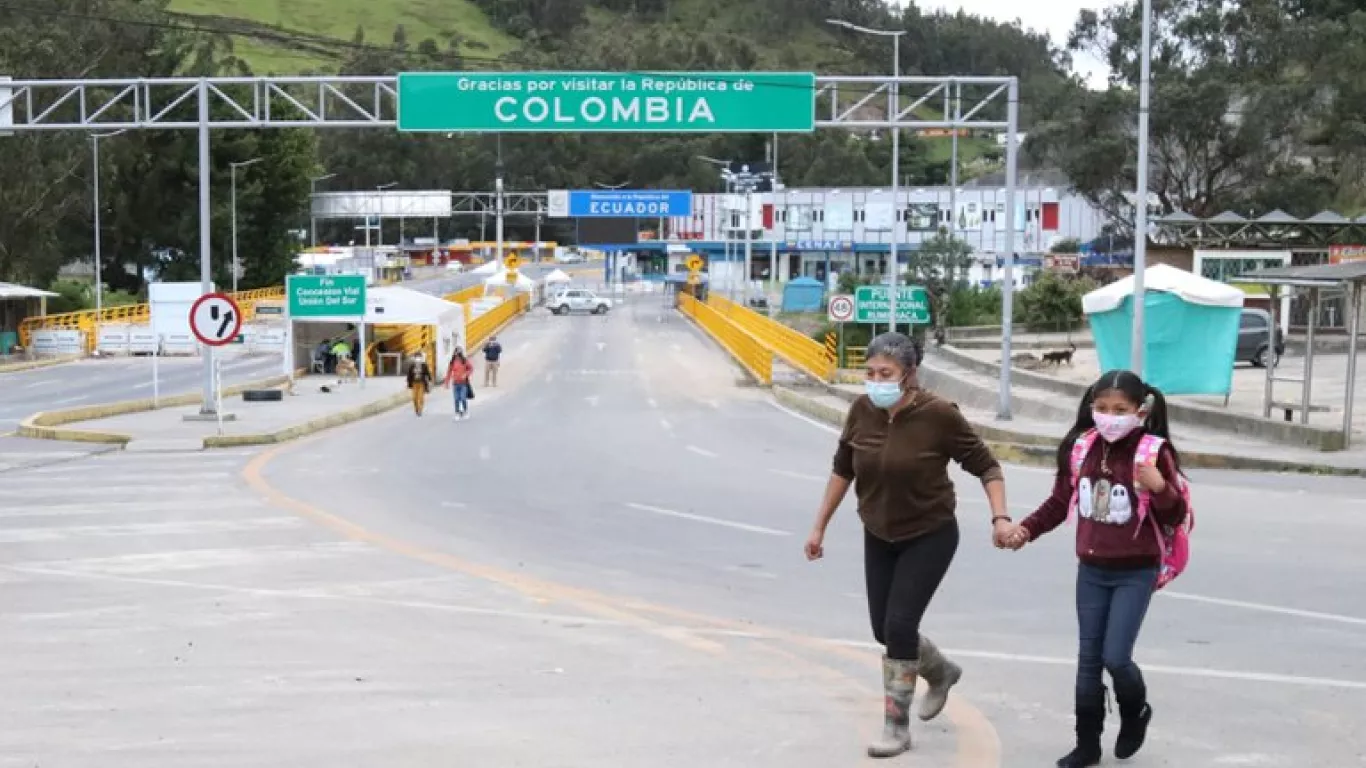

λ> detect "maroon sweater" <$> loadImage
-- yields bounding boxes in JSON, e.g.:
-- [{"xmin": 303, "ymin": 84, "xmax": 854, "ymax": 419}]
[{"xmin": 1020, "ymin": 430, "xmax": 1188, "ymax": 569}]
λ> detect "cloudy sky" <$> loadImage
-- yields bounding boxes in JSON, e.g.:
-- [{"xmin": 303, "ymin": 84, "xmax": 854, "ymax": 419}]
[{"xmin": 905, "ymin": 0, "xmax": 1123, "ymax": 87}]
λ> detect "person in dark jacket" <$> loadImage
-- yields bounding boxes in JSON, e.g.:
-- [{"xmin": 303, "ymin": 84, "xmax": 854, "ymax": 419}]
[
  {"xmin": 1002, "ymin": 369, "xmax": 1189, "ymax": 768},
  {"xmin": 483, "ymin": 335, "xmax": 503, "ymax": 387},
  {"xmin": 804, "ymin": 332, "xmax": 1013, "ymax": 759},
  {"xmin": 405, "ymin": 351, "xmax": 433, "ymax": 416}
]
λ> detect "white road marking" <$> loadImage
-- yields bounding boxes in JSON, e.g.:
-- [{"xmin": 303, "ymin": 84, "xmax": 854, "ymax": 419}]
[
  {"xmin": 5, "ymin": 542, "xmax": 371, "ymax": 575},
  {"xmin": 23, "ymin": 378, "xmax": 59, "ymax": 389},
  {"xmin": 659, "ymin": 418, "xmax": 672, "ymax": 430},
  {"xmin": 623, "ymin": 502, "xmax": 791, "ymax": 536},
  {"xmin": 0, "ymin": 484, "xmax": 241, "ymax": 499},
  {"xmin": 478, "ymin": 445, "xmax": 492, "ymax": 460},
  {"xmin": 0, "ymin": 498, "xmax": 266, "ymax": 519},
  {"xmin": 440, "ymin": 501, "xmax": 466, "ymax": 509},
  {"xmin": 50, "ymin": 395, "xmax": 88, "ymax": 405},
  {"xmin": 767, "ymin": 398, "xmax": 839, "ymax": 435},
  {"xmin": 686, "ymin": 445, "xmax": 719, "ymax": 458},
  {"xmin": 0, "ymin": 517, "xmax": 304, "ymax": 543},
  {"xmin": 545, "ymin": 372, "xmax": 555, "ymax": 382},
  {"xmin": 596, "ymin": 342, "xmax": 606, "ymax": 351},
  {"xmin": 647, "ymin": 398, "xmax": 658, "ymax": 408},
  {"xmin": 0, "ymin": 471, "xmax": 235, "ymax": 489},
  {"xmin": 769, "ymin": 468, "xmax": 824, "ymax": 482},
  {"xmin": 1160, "ymin": 591, "xmax": 1366, "ymax": 627},
  {"xmin": 585, "ymin": 395, "xmax": 599, "ymax": 407}
]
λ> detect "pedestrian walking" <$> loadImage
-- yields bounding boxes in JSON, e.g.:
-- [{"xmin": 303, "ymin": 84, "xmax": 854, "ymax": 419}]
[
  {"xmin": 483, "ymin": 335, "xmax": 503, "ymax": 387},
  {"xmin": 803, "ymin": 332, "xmax": 1012, "ymax": 758},
  {"xmin": 443, "ymin": 347, "xmax": 474, "ymax": 420},
  {"xmin": 1000, "ymin": 369, "xmax": 1193, "ymax": 768},
  {"xmin": 405, "ymin": 351, "xmax": 433, "ymax": 416}
]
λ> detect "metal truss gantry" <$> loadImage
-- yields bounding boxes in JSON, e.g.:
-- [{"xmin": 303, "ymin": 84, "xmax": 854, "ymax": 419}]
[{"xmin": 0, "ymin": 73, "xmax": 1021, "ymax": 416}]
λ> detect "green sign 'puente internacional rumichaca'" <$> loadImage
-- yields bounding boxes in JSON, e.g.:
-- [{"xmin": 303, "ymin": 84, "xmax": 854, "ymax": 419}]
[{"xmin": 397, "ymin": 72, "xmax": 817, "ymax": 133}]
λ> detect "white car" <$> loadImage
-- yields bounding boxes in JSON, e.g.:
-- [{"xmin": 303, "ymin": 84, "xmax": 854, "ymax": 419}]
[{"xmin": 547, "ymin": 289, "xmax": 612, "ymax": 315}]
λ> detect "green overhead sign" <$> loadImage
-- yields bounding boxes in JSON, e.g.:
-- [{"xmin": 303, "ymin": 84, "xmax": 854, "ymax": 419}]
[
  {"xmin": 287, "ymin": 274, "xmax": 366, "ymax": 318},
  {"xmin": 397, "ymin": 71, "xmax": 817, "ymax": 133},
  {"xmin": 854, "ymin": 285, "xmax": 932, "ymax": 325}
]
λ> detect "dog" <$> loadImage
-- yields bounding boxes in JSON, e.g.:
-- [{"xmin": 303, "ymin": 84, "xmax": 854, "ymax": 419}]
[{"xmin": 1041, "ymin": 342, "xmax": 1077, "ymax": 367}]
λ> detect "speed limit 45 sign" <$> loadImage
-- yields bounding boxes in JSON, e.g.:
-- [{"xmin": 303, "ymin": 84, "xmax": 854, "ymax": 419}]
[
  {"xmin": 827, "ymin": 294, "xmax": 855, "ymax": 323},
  {"xmin": 189, "ymin": 292, "xmax": 243, "ymax": 347}
]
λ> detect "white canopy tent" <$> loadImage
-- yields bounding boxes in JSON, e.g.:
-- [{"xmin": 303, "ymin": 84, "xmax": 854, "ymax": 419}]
[
  {"xmin": 286, "ymin": 285, "xmax": 466, "ymax": 381},
  {"xmin": 471, "ymin": 260, "xmax": 502, "ymax": 276},
  {"xmin": 484, "ymin": 270, "xmax": 536, "ymax": 292},
  {"xmin": 543, "ymin": 269, "xmax": 572, "ymax": 284},
  {"xmin": 1082, "ymin": 264, "xmax": 1245, "ymax": 314}
]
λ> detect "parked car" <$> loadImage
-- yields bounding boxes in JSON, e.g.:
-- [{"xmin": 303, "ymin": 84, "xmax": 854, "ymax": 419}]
[
  {"xmin": 547, "ymin": 289, "xmax": 613, "ymax": 315},
  {"xmin": 1236, "ymin": 307, "xmax": 1285, "ymax": 367}
]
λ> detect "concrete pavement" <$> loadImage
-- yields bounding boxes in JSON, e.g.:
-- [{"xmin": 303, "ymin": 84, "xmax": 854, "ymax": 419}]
[{"xmin": 2, "ymin": 290, "xmax": 1363, "ymax": 765}]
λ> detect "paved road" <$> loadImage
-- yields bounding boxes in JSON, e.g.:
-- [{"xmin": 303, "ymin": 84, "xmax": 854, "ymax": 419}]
[
  {"xmin": 0, "ymin": 354, "xmax": 285, "ymax": 434},
  {"xmin": 2, "ymin": 292, "xmax": 1363, "ymax": 765}
]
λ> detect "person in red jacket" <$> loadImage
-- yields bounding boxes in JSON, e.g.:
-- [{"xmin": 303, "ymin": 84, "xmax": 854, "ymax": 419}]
[
  {"xmin": 443, "ymin": 347, "xmax": 475, "ymax": 420},
  {"xmin": 1001, "ymin": 369, "xmax": 1188, "ymax": 768}
]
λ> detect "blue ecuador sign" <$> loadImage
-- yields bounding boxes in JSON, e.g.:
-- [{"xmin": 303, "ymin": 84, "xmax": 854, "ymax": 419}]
[{"xmin": 568, "ymin": 190, "xmax": 692, "ymax": 217}]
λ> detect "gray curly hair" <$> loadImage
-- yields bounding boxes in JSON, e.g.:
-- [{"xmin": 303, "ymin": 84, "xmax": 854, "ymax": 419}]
[{"xmin": 866, "ymin": 331, "xmax": 922, "ymax": 372}]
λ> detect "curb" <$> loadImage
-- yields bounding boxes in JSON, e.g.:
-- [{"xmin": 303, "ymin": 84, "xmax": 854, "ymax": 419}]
[
  {"xmin": 0, "ymin": 355, "xmax": 82, "ymax": 374},
  {"xmin": 772, "ymin": 385, "xmax": 1366, "ymax": 477},
  {"xmin": 202, "ymin": 391, "xmax": 410, "ymax": 448},
  {"xmin": 17, "ymin": 373, "xmax": 294, "ymax": 445}
]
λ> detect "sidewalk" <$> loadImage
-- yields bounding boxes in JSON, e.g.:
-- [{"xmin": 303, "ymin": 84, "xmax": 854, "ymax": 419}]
[
  {"xmin": 59, "ymin": 376, "xmax": 409, "ymax": 450},
  {"xmin": 778, "ymin": 382, "xmax": 1366, "ymax": 475}
]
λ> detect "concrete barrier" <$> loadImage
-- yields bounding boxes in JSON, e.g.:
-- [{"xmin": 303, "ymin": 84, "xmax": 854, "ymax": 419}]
[
  {"xmin": 0, "ymin": 355, "xmax": 82, "ymax": 374},
  {"xmin": 773, "ymin": 385, "xmax": 1365, "ymax": 477},
  {"xmin": 930, "ymin": 344, "xmax": 1346, "ymax": 452}
]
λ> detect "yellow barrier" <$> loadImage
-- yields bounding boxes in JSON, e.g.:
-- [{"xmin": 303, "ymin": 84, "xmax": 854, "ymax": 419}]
[
  {"xmin": 443, "ymin": 284, "xmax": 484, "ymax": 305},
  {"xmin": 846, "ymin": 346, "xmax": 868, "ymax": 368},
  {"xmin": 706, "ymin": 295, "xmax": 834, "ymax": 382},
  {"xmin": 18, "ymin": 285, "xmax": 286, "ymax": 351},
  {"xmin": 678, "ymin": 293, "xmax": 773, "ymax": 385},
  {"xmin": 467, "ymin": 293, "xmax": 529, "ymax": 350}
]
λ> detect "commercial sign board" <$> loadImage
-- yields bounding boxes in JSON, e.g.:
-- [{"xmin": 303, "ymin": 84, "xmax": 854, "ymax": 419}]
[
  {"xmin": 1329, "ymin": 245, "xmax": 1366, "ymax": 264},
  {"xmin": 853, "ymin": 285, "xmax": 932, "ymax": 325},
  {"xmin": 287, "ymin": 274, "xmax": 367, "ymax": 318},
  {"xmin": 397, "ymin": 71, "xmax": 817, "ymax": 133},
  {"xmin": 548, "ymin": 189, "xmax": 693, "ymax": 218}
]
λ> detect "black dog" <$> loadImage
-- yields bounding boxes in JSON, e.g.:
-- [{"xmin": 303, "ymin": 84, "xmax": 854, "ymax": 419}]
[{"xmin": 1041, "ymin": 342, "xmax": 1077, "ymax": 366}]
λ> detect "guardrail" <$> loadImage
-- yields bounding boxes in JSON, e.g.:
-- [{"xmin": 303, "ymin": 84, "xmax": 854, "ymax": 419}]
[
  {"xmin": 706, "ymin": 295, "xmax": 834, "ymax": 382},
  {"xmin": 678, "ymin": 293, "xmax": 773, "ymax": 385},
  {"xmin": 467, "ymin": 293, "xmax": 530, "ymax": 351},
  {"xmin": 846, "ymin": 346, "xmax": 867, "ymax": 368},
  {"xmin": 443, "ymin": 284, "xmax": 484, "ymax": 305},
  {"xmin": 18, "ymin": 285, "xmax": 286, "ymax": 351}
]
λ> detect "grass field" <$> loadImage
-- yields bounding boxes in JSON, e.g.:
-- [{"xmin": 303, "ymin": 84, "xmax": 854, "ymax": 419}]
[{"xmin": 169, "ymin": 0, "xmax": 517, "ymax": 73}]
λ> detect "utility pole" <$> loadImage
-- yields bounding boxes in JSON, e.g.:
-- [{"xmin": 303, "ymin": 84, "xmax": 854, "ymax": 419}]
[
  {"xmin": 1131, "ymin": 0, "xmax": 1154, "ymax": 376},
  {"xmin": 90, "ymin": 129, "xmax": 127, "ymax": 315},
  {"xmin": 495, "ymin": 134, "xmax": 505, "ymax": 267},
  {"xmin": 230, "ymin": 157, "xmax": 262, "ymax": 295},
  {"xmin": 310, "ymin": 172, "xmax": 335, "ymax": 247}
]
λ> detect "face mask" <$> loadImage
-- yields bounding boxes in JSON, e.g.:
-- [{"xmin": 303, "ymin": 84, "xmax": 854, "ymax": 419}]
[
  {"xmin": 1092, "ymin": 411, "xmax": 1142, "ymax": 443},
  {"xmin": 865, "ymin": 381, "xmax": 903, "ymax": 409}
]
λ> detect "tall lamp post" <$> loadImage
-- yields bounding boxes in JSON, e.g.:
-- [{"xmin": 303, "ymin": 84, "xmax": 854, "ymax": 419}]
[
  {"xmin": 368, "ymin": 182, "xmax": 397, "ymax": 248},
  {"xmin": 229, "ymin": 157, "xmax": 262, "ymax": 295},
  {"xmin": 1131, "ymin": 0, "xmax": 1154, "ymax": 375},
  {"xmin": 309, "ymin": 172, "xmax": 336, "ymax": 247},
  {"xmin": 829, "ymin": 18, "xmax": 907, "ymax": 334},
  {"xmin": 90, "ymin": 128, "xmax": 128, "ymax": 314}
]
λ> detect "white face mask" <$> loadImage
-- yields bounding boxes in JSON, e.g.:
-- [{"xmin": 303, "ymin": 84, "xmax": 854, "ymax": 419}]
[{"xmin": 1092, "ymin": 411, "xmax": 1143, "ymax": 443}]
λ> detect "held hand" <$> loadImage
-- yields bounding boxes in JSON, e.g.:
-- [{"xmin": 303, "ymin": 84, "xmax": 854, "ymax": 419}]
[
  {"xmin": 804, "ymin": 529, "xmax": 825, "ymax": 561},
  {"xmin": 1006, "ymin": 524, "xmax": 1030, "ymax": 550},
  {"xmin": 1135, "ymin": 463, "xmax": 1167, "ymax": 494},
  {"xmin": 991, "ymin": 519, "xmax": 1014, "ymax": 549}
]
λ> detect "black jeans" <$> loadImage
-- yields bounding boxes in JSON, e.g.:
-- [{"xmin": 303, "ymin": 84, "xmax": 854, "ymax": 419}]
[
  {"xmin": 864, "ymin": 520, "xmax": 960, "ymax": 661},
  {"xmin": 1075, "ymin": 563, "xmax": 1158, "ymax": 703}
]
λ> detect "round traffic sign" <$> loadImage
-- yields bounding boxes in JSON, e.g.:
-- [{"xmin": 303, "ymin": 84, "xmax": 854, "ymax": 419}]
[
  {"xmin": 685, "ymin": 254, "xmax": 703, "ymax": 272},
  {"xmin": 189, "ymin": 292, "xmax": 243, "ymax": 347},
  {"xmin": 828, "ymin": 294, "xmax": 855, "ymax": 323},
  {"xmin": 503, "ymin": 253, "xmax": 522, "ymax": 270}
]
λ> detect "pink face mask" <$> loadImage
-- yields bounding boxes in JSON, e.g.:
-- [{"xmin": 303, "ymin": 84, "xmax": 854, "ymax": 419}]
[{"xmin": 1092, "ymin": 411, "xmax": 1143, "ymax": 443}]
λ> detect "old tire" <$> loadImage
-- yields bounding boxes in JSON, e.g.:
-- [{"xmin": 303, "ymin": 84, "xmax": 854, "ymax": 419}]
[{"xmin": 242, "ymin": 389, "xmax": 284, "ymax": 402}]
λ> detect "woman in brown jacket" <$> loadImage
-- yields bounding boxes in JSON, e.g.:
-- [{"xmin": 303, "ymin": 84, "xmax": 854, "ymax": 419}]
[{"xmin": 805, "ymin": 332, "xmax": 1013, "ymax": 758}]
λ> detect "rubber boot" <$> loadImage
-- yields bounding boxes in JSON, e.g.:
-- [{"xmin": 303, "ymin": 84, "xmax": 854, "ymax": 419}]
[
  {"xmin": 916, "ymin": 635, "xmax": 962, "ymax": 721},
  {"xmin": 1113, "ymin": 678, "xmax": 1152, "ymax": 760},
  {"xmin": 1056, "ymin": 693, "xmax": 1105, "ymax": 768},
  {"xmin": 867, "ymin": 657, "xmax": 916, "ymax": 759}
]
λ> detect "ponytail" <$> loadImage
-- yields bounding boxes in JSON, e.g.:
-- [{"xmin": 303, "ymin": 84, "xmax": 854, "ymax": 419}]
[
  {"xmin": 1142, "ymin": 383, "xmax": 1182, "ymax": 470},
  {"xmin": 1055, "ymin": 385, "xmax": 1098, "ymax": 475}
]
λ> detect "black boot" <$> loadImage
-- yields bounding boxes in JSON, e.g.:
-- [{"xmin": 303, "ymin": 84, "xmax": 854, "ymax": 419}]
[
  {"xmin": 1114, "ymin": 680, "xmax": 1152, "ymax": 760},
  {"xmin": 1056, "ymin": 695, "xmax": 1105, "ymax": 768}
]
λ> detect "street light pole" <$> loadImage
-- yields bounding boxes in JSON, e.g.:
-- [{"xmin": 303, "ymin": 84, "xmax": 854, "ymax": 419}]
[
  {"xmin": 1131, "ymin": 0, "xmax": 1154, "ymax": 376},
  {"xmin": 90, "ymin": 129, "xmax": 127, "ymax": 315},
  {"xmin": 310, "ymin": 172, "xmax": 336, "ymax": 247},
  {"xmin": 828, "ymin": 18, "xmax": 908, "ymax": 336},
  {"xmin": 229, "ymin": 157, "xmax": 262, "ymax": 295},
  {"xmin": 370, "ymin": 182, "xmax": 397, "ymax": 250}
]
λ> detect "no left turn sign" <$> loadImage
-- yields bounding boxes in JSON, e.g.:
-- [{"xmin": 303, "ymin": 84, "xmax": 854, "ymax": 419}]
[
  {"xmin": 827, "ymin": 294, "xmax": 855, "ymax": 323},
  {"xmin": 189, "ymin": 292, "xmax": 243, "ymax": 347}
]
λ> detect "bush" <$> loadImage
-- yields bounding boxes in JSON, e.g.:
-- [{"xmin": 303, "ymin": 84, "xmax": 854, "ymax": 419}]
[
  {"xmin": 1015, "ymin": 271, "xmax": 1096, "ymax": 332},
  {"xmin": 943, "ymin": 285, "xmax": 1002, "ymax": 327}
]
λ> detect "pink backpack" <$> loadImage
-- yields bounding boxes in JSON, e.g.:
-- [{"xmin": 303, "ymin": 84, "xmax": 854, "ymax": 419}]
[{"xmin": 1068, "ymin": 430, "xmax": 1194, "ymax": 589}]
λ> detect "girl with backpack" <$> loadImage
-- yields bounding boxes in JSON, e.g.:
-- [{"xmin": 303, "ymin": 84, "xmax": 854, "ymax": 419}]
[{"xmin": 1001, "ymin": 369, "xmax": 1192, "ymax": 768}]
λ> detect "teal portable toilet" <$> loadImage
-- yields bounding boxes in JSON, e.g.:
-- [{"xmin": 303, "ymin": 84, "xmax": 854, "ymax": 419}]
[
  {"xmin": 1082, "ymin": 264, "xmax": 1245, "ymax": 395},
  {"xmin": 781, "ymin": 277, "xmax": 825, "ymax": 313}
]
